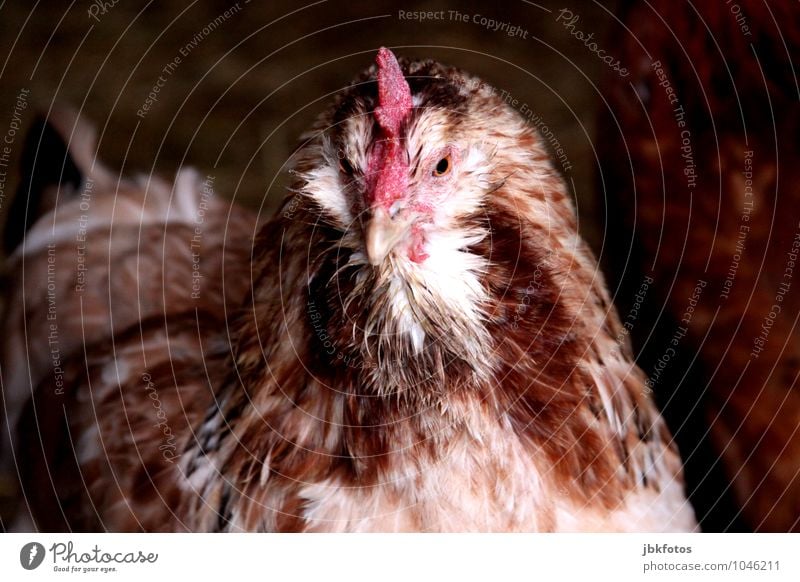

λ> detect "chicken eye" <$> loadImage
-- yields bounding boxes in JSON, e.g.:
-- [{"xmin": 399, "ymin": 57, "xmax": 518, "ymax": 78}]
[{"xmin": 433, "ymin": 155, "xmax": 451, "ymax": 177}]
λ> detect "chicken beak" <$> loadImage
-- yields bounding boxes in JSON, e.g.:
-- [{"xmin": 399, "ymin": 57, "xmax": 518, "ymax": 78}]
[{"xmin": 365, "ymin": 207, "xmax": 411, "ymax": 266}]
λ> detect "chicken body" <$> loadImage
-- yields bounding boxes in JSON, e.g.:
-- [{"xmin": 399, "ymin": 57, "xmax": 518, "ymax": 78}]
[{"xmin": 3, "ymin": 51, "xmax": 696, "ymax": 532}]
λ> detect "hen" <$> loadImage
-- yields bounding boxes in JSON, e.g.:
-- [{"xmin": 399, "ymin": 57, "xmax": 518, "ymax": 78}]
[{"xmin": 2, "ymin": 49, "xmax": 696, "ymax": 532}]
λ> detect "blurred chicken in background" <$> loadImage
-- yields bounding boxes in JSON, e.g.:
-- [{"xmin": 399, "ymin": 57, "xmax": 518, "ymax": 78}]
[
  {"xmin": 0, "ymin": 109, "xmax": 256, "ymax": 530},
  {"xmin": 599, "ymin": 0, "xmax": 800, "ymax": 531}
]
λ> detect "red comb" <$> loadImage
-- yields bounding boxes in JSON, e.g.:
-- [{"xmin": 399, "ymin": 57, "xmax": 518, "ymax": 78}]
[
  {"xmin": 374, "ymin": 47, "xmax": 412, "ymax": 138},
  {"xmin": 367, "ymin": 48, "xmax": 412, "ymax": 209}
]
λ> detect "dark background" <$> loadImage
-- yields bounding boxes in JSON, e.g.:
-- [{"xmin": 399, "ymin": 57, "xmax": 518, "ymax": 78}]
[{"xmin": 0, "ymin": 0, "xmax": 622, "ymax": 247}]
